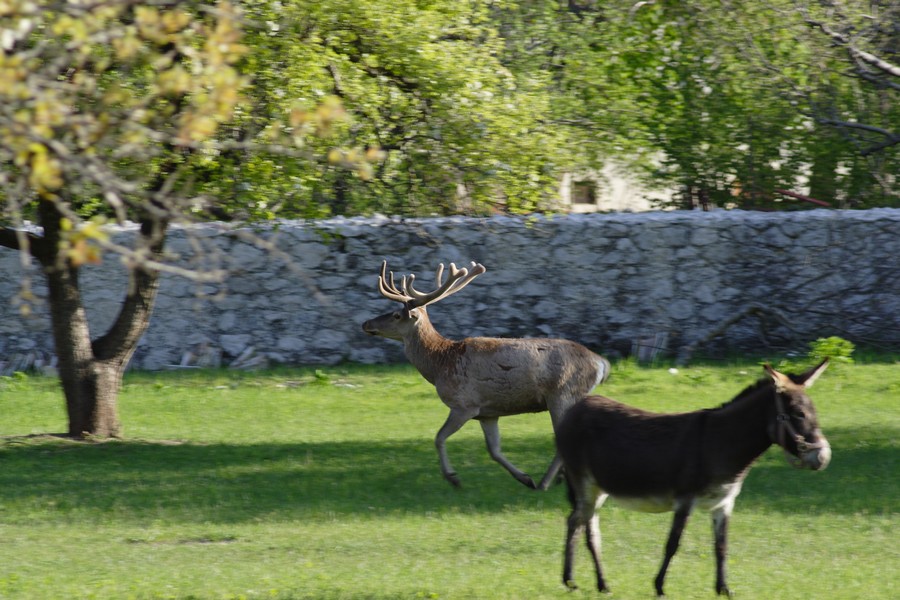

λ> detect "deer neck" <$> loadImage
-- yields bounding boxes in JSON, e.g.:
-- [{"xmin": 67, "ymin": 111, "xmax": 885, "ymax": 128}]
[{"xmin": 402, "ymin": 310, "xmax": 458, "ymax": 385}]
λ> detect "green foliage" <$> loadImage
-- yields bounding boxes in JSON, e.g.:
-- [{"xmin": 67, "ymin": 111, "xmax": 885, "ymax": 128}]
[
  {"xmin": 2, "ymin": 0, "xmax": 895, "ymax": 225},
  {"xmin": 808, "ymin": 336, "xmax": 856, "ymax": 364},
  {"xmin": 1, "ymin": 2, "xmax": 250, "ymax": 223},
  {"xmin": 205, "ymin": 0, "xmax": 593, "ymax": 217},
  {"xmin": 312, "ymin": 368, "xmax": 331, "ymax": 384}
]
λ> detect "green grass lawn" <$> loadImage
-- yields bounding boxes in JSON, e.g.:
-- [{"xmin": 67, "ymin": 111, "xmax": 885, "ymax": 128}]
[{"xmin": 0, "ymin": 359, "xmax": 897, "ymax": 599}]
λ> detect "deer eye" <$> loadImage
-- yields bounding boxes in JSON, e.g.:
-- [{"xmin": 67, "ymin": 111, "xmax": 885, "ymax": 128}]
[{"xmin": 392, "ymin": 311, "xmax": 402, "ymax": 320}]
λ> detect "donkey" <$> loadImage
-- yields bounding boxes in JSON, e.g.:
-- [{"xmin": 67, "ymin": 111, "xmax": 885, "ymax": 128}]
[
  {"xmin": 557, "ymin": 360, "xmax": 831, "ymax": 597},
  {"xmin": 362, "ymin": 260, "xmax": 610, "ymax": 490}
]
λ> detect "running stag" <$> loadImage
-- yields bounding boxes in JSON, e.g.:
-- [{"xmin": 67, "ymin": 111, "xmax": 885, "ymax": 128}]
[
  {"xmin": 362, "ymin": 260, "xmax": 610, "ymax": 490},
  {"xmin": 557, "ymin": 361, "xmax": 831, "ymax": 597}
]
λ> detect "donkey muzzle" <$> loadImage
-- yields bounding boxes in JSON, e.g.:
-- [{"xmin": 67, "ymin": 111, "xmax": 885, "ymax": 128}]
[{"xmin": 797, "ymin": 440, "xmax": 832, "ymax": 471}]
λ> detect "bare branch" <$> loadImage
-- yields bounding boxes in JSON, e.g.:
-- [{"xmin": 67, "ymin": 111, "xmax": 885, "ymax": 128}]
[{"xmin": 802, "ymin": 10, "xmax": 900, "ymax": 78}]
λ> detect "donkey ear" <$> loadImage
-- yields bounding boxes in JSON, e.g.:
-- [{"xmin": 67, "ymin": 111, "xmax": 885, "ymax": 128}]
[
  {"xmin": 799, "ymin": 358, "xmax": 829, "ymax": 389},
  {"xmin": 763, "ymin": 364, "xmax": 791, "ymax": 392}
]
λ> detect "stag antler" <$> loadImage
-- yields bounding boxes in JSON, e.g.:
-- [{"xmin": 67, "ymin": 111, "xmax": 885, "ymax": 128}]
[{"xmin": 377, "ymin": 260, "xmax": 486, "ymax": 308}]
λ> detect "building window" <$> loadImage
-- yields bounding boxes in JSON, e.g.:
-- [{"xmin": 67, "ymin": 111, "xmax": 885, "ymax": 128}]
[{"xmin": 572, "ymin": 181, "xmax": 597, "ymax": 206}]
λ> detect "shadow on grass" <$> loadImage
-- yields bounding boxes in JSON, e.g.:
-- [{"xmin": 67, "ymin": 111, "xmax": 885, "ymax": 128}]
[
  {"xmin": 0, "ymin": 425, "xmax": 894, "ymax": 525},
  {"xmin": 738, "ymin": 424, "xmax": 898, "ymax": 516}
]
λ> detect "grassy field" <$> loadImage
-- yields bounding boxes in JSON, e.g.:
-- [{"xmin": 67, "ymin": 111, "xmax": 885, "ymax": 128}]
[{"xmin": 0, "ymin": 358, "xmax": 897, "ymax": 599}]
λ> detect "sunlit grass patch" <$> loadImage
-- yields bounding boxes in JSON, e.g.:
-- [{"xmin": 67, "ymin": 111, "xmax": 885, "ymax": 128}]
[{"xmin": 0, "ymin": 360, "xmax": 896, "ymax": 599}]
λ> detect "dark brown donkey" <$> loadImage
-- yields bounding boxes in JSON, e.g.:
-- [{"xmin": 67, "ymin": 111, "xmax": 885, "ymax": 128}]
[{"xmin": 557, "ymin": 361, "xmax": 831, "ymax": 597}]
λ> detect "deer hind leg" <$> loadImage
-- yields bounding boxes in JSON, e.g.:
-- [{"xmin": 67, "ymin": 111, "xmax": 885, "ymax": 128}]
[
  {"xmin": 536, "ymin": 453, "xmax": 564, "ymax": 491},
  {"xmin": 539, "ymin": 398, "xmax": 582, "ymax": 491},
  {"xmin": 479, "ymin": 418, "xmax": 536, "ymax": 489},
  {"xmin": 655, "ymin": 498, "xmax": 695, "ymax": 597},
  {"xmin": 435, "ymin": 408, "xmax": 478, "ymax": 487}
]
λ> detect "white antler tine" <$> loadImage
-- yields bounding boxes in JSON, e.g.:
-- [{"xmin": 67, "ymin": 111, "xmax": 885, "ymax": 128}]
[
  {"xmin": 377, "ymin": 260, "xmax": 413, "ymax": 304},
  {"xmin": 403, "ymin": 260, "xmax": 485, "ymax": 308},
  {"xmin": 388, "ymin": 269, "xmax": 401, "ymax": 294},
  {"xmin": 405, "ymin": 273, "xmax": 428, "ymax": 300}
]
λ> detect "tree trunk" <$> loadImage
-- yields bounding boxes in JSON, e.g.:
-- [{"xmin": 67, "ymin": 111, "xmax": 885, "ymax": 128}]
[
  {"xmin": 44, "ymin": 259, "xmax": 124, "ymax": 437},
  {"xmin": 36, "ymin": 200, "xmax": 165, "ymax": 438}
]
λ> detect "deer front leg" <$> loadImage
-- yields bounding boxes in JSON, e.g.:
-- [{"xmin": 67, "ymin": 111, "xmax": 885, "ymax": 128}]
[
  {"xmin": 435, "ymin": 409, "xmax": 477, "ymax": 487},
  {"xmin": 479, "ymin": 418, "xmax": 536, "ymax": 489}
]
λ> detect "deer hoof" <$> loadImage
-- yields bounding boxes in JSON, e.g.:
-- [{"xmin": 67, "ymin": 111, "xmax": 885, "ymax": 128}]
[
  {"xmin": 444, "ymin": 472, "xmax": 462, "ymax": 487},
  {"xmin": 564, "ymin": 579, "xmax": 578, "ymax": 591}
]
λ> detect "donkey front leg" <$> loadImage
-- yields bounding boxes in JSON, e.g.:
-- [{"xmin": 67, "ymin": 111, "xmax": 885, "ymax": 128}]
[
  {"xmin": 479, "ymin": 417, "xmax": 536, "ymax": 489},
  {"xmin": 655, "ymin": 499, "xmax": 695, "ymax": 597},
  {"xmin": 712, "ymin": 507, "xmax": 733, "ymax": 597},
  {"xmin": 435, "ymin": 408, "xmax": 478, "ymax": 487}
]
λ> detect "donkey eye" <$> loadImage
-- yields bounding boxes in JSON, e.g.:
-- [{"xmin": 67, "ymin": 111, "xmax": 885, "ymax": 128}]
[{"xmin": 791, "ymin": 406, "xmax": 809, "ymax": 420}]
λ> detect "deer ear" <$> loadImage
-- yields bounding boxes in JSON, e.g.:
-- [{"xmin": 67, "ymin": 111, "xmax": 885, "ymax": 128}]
[{"xmin": 799, "ymin": 358, "xmax": 829, "ymax": 389}]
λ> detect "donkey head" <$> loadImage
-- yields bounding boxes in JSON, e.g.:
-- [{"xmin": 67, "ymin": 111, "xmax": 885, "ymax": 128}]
[
  {"xmin": 362, "ymin": 260, "xmax": 486, "ymax": 341},
  {"xmin": 764, "ymin": 360, "xmax": 831, "ymax": 471}
]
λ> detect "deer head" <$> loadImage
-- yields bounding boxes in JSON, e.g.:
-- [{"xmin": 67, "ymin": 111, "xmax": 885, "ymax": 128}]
[{"xmin": 362, "ymin": 260, "xmax": 486, "ymax": 341}]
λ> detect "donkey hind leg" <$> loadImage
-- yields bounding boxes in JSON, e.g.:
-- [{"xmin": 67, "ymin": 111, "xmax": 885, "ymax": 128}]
[
  {"xmin": 712, "ymin": 506, "xmax": 733, "ymax": 597},
  {"xmin": 479, "ymin": 418, "xmax": 536, "ymax": 489},
  {"xmin": 585, "ymin": 498, "xmax": 610, "ymax": 593},
  {"xmin": 435, "ymin": 408, "xmax": 478, "ymax": 487},
  {"xmin": 654, "ymin": 499, "xmax": 695, "ymax": 597},
  {"xmin": 536, "ymin": 452, "xmax": 564, "ymax": 491},
  {"xmin": 564, "ymin": 480, "xmax": 608, "ymax": 592}
]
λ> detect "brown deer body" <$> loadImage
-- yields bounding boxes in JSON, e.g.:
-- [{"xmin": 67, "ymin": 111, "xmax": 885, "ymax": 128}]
[{"xmin": 363, "ymin": 261, "xmax": 610, "ymax": 489}]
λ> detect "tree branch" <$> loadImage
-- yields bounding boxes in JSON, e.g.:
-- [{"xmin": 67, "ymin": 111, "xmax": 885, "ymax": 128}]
[
  {"xmin": 677, "ymin": 303, "xmax": 796, "ymax": 365},
  {"xmin": 803, "ymin": 12, "xmax": 900, "ymax": 78}
]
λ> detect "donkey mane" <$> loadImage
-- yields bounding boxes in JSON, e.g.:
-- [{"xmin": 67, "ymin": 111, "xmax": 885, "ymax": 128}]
[{"xmin": 714, "ymin": 377, "xmax": 773, "ymax": 410}]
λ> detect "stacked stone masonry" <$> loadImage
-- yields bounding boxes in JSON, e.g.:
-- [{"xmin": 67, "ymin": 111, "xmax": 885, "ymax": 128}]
[{"xmin": 1, "ymin": 209, "xmax": 898, "ymax": 372}]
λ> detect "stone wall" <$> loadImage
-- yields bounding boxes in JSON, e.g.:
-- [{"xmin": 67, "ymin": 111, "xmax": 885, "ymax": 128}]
[{"xmin": 2, "ymin": 209, "xmax": 898, "ymax": 373}]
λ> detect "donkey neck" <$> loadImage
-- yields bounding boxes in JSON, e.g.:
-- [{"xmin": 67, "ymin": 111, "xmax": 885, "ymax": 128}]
[
  {"xmin": 704, "ymin": 383, "xmax": 777, "ymax": 478},
  {"xmin": 402, "ymin": 310, "xmax": 460, "ymax": 384}
]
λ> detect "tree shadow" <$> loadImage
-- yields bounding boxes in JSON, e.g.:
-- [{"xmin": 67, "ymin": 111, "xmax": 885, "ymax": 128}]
[
  {"xmin": 0, "ymin": 434, "xmax": 560, "ymax": 525},
  {"xmin": 0, "ymin": 424, "xmax": 894, "ymax": 525}
]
